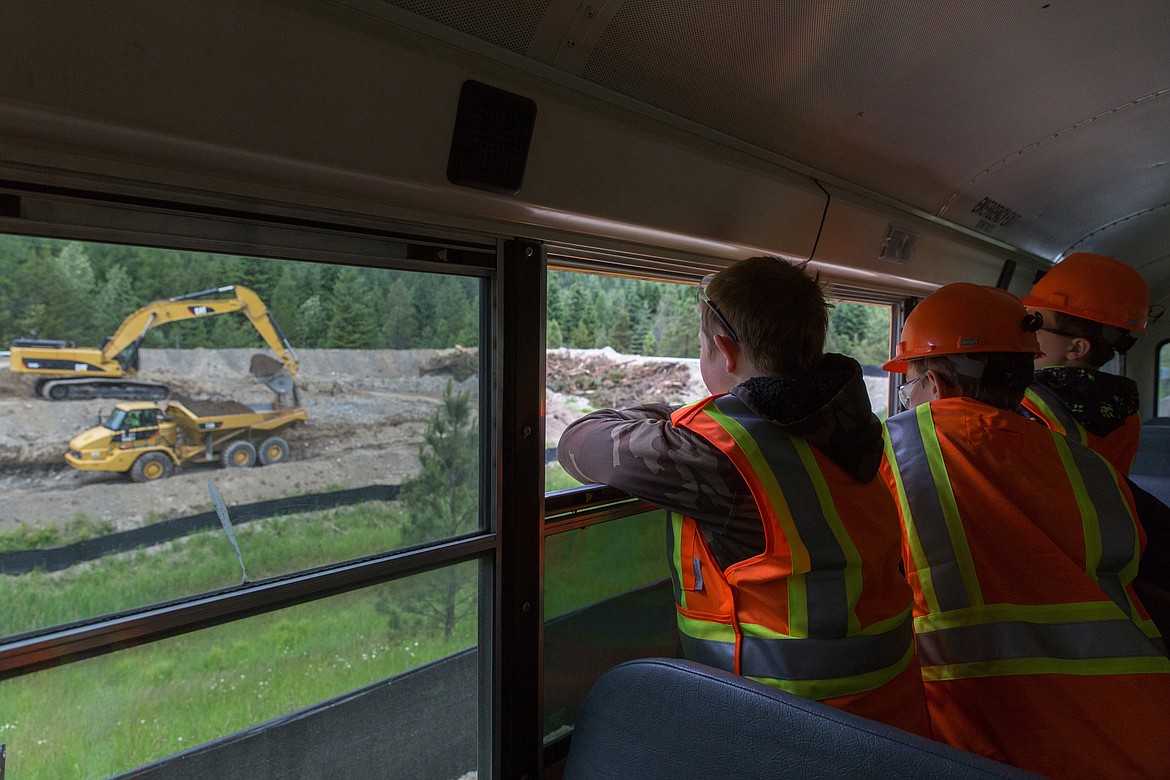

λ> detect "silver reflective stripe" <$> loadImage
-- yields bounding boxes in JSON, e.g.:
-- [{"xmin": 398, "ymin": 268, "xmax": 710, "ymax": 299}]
[
  {"xmin": 679, "ymin": 632, "xmax": 736, "ymax": 672},
  {"xmin": 713, "ymin": 394, "xmax": 849, "ymax": 638},
  {"xmin": 1061, "ymin": 441, "xmax": 1138, "ymax": 617},
  {"xmin": 681, "ymin": 611, "xmax": 914, "ymax": 681},
  {"xmin": 666, "ymin": 512, "xmax": 683, "ymax": 604},
  {"xmin": 885, "ymin": 410, "xmax": 971, "ymax": 612},
  {"xmin": 917, "ymin": 618, "xmax": 1165, "ymax": 667},
  {"xmin": 1027, "ymin": 382, "xmax": 1087, "ymax": 443}
]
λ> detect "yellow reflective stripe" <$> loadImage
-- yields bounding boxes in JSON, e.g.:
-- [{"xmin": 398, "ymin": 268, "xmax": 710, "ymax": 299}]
[
  {"xmin": 1137, "ymin": 617, "xmax": 1163, "ymax": 640},
  {"xmin": 1051, "ymin": 431, "xmax": 1107, "ymax": 583},
  {"xmin": 922, "ymin": 654, "xmax": 1170, "ymax": 682},
  {"xmin": 915, "ymin": 404, "xmax": 984, "ymax": 608},
  {"xmin": 792, "ymin": 436, "xmax": 864, "ymax": 635},
  {"xmin": 748, "ymin": 642, "xmax": 917, "ymax": 700},
  {"xmin": 882, "ymin": 427, "xmax": 943, "ymax": 615},
  {"xmin": 737, "ymin": 604, "xmax": 913, "ymax": 641},
  {"xmin": 676, "ymin": 612, "xmax": 735, "ymax": 642},
  {"xmin": 1051, "ymin": 431, "xmax": 1144, "ymax": 618},
  {"xmin": 702, "ymin": 404, "xmax": 811, "ymax": 635},
  {"xmin": 1023, "ymin": 385, "xmax": 1088, "ymax": 444},
  {"xmin": 863, "ymin": 604, "xmax": 916, "ymax": 635},
  {"xmin": 914, "ymin": 600, "xmax": 1131, "ymax": 633},
  {"xmin": 669, "ymin": 511, "xmax": 686, "ymax": 610}
]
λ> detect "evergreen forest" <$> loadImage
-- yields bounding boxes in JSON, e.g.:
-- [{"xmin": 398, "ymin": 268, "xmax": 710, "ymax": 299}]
[{"xmin": 1, "ymin": 234, "xmax": 891, "ymax": 365}]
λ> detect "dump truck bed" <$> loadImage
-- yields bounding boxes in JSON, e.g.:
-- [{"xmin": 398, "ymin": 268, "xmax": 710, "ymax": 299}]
[{"xmin": 163, "ymin": 399, "xmax": 307, "ymax": 433}]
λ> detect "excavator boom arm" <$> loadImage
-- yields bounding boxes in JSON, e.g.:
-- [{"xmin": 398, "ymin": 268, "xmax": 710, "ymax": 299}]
[{"xmin": 100, "ymin": 285, "xmax": 299, "ymax": 377}]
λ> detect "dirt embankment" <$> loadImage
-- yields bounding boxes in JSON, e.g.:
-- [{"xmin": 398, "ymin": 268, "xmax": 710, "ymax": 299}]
[{"xmin": 0, "ymin": 347, "xmax": 705, "ymax": 533}]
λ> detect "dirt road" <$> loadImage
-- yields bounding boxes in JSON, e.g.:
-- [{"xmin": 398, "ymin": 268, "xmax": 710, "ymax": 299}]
[{"xmin": 0, "ymin": 347, "xmax": 706, "ymax": 533}]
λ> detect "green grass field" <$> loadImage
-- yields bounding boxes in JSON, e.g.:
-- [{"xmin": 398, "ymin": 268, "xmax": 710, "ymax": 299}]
[{"xmin": 0, "ymin": 480, "xmax": 667, "ymax": 779}]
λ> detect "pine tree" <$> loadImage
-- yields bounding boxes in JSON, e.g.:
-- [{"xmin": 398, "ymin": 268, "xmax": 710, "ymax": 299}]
[
  {"xmin": 546, "ymin": 318, "xmax": 564, "ymax": 348},
  {"xmin": 377, "ymin": 382, "xmax": 479, "ymax": 639},
  {"xmin": 293, "ymin": 295, "xmax": 328, "ymax": 347},
  {"xmin": 382, "ymin": 277, "xmax": 420, "ymax": 348},
  {"xmin": 93, "ymin": 265, "xmax": 136, "ymax": 340},
  {"xmin": 326, "ymin": 267, "xmax": 380, "ymax": 348}
]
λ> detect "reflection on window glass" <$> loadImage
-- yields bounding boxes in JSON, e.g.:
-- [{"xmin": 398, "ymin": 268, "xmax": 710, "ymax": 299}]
[
  {"xmin": 0, "ymin": 563, "xmax": 481, "ymax": 778},
  {"xmin": 1159, "ymin": 342, "xmax": 1170, "ymax": 416},
  {"xmin": 0, "ymin": 233, "xmax": 483, "ymax": 637},
  {"xmin": 544, "ymin": 512, "xmax": 677, "ymax": 742},
  {"xmin": 543, "ymin": 269, "xmax": 893, "ymax": 493}
]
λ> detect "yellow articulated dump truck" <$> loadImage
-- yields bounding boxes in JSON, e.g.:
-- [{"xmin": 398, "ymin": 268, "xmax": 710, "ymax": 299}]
[{"xmin": 66, "ymin": 398, "xmax": 307, "ymax": 482}]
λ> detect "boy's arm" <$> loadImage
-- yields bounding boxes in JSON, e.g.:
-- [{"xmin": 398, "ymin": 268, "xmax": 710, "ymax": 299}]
[
  {"xmin": 557, "ymin": 403, "xmax": 743, "ymax": 523},
  {"xmin": 557, "ymin": 403, "xmax": 766, "ymax": 568}
]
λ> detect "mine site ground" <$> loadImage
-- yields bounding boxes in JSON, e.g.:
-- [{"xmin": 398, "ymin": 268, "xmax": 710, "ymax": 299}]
[{"xmin": 0, "ymin": 347, "xmax": 708, "ymax": 534}]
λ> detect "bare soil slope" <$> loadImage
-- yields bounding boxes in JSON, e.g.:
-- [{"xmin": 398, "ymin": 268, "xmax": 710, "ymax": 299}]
[{"xmin": 0, "ymin": 347, "xmax": 704, "ymax": 533}]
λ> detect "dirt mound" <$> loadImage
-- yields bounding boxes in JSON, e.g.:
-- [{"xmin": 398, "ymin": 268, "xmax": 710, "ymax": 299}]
[{"xmin": 546, "ymin": 348, "xmax": 704, "ymax": 410}]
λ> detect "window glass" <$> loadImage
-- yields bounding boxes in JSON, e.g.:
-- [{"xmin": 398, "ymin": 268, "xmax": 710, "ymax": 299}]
[
  {"xmin": 0, "ymin": 562, "xmax": 481, "ymax": 778},
  {"xmin": 1, "ymin": 233, "xmax": 484, "ymax": 636},
  {"xmin": 544, "ymin": 269, "xmax": 894, "ymax": 491},
  {"xmin": 825, "ymin": 301, "xmax": 893, "ymax": 419},
  {"xmin": 1159, "ymin": 341, "xmax": 1170, "ymax": 416},
  {"xmin": 543, "ymin": 511, "xmax": 676, "ymax": 742}
]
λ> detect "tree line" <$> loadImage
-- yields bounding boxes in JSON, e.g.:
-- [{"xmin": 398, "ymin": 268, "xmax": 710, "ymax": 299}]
[{"xmin": 1, "ymin": 234, "xmax": 890, "ymax": 364}]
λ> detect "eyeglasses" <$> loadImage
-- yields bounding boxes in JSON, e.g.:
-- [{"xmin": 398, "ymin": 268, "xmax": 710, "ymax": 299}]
[
  {"xmin": 699, "ymin": 273, "xmax": 739, "ymax": 342},
  {"xmin": 897, "ymin": 374, "xmax": 926, "ymax": 410},
  {"xmin": 1038, "ymin": 327, "xmax": 1081, "ymax": 338}
]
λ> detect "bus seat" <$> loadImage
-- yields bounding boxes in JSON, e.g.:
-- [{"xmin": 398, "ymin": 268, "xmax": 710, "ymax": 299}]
[{"xmin": 563, "ymin": 657, "xmax": 1040, "ymax": 779}]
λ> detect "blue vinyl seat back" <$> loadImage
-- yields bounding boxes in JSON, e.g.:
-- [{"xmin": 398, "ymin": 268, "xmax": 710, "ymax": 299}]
[{"xmin": 563, "ymin": 658, "xmax": 1041, "ymax": 780}]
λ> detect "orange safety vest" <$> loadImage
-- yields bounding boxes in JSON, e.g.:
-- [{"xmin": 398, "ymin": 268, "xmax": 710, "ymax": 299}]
[
  {"xmin": 883, "ymin": 398, "xmax": 1170, "ymax": 779},
  {"xmin": 1020, "ymin": 382, "xmax": 1141, "ymax": 475},
  {"xmin": 669, "ymin": 394, "xmax": 928, "ymax": 736}
]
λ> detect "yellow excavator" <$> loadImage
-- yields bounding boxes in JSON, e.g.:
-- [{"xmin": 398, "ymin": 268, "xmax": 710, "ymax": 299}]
[{"xmin": 9, "ymin": 285, "xmax": 299, "ymax": 403}]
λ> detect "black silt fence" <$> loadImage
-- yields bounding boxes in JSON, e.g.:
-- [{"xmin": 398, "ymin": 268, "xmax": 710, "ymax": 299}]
[{"xmin": 0, "ymin": 484, "xmax": 400, "ymax": 576}]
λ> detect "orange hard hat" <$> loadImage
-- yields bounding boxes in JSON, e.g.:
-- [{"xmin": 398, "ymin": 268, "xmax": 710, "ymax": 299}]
[
  {"xmin": 883, "ymin": 283, "xmax": 1042, "ymax": 373},
  {"xmin": 1021, "ymin": 252, "xmax": 1149, "ymax": 332}
]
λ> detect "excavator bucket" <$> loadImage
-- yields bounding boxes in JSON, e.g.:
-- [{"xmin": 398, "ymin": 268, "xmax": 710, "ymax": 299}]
[{"xmin": 250, "ymin": 353, "xmax": 296, "ymax": 400}]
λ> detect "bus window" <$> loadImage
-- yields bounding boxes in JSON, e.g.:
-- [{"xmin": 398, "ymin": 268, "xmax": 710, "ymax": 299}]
[
  {"xmin": 545, "ymin": 269, "xmax": 706, "ymax": 491},
  {"xmin": 544, "ymin": 508, "xmax": 674, "ymax": 744},
  {"xmin": 0, "ymin": 562, "xmax": 482, "ymax": 778},
  {"xmin": 544, "ymin": 269, "xmax": 895, "ymax": 492},
  {"xmin": 0, "ymin": 225, "xmax": 496, "ymax": 778},
  {"xmin": 0, "ymin": 234, "xmax": 485, "ymax": 637},
  {"xmin": 825, "ymin": 301, "xmax": 893, "ymax": 419},
  {"xmin": 1158, "ymin": 340, "xmax": 1170, "ymax": 417}
]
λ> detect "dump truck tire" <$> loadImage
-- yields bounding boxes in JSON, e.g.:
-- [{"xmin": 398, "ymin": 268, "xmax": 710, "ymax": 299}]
[
  {"xmin": 258, "ymin": 436, "xmax": 289, "ymax": 466},
  {"xmin": 222, "ymin": 440, "xmax": 257, "ymax": 469},
  {"xmin": 130, "ymin": 452, "xmax": 174, "ymax": 482}
]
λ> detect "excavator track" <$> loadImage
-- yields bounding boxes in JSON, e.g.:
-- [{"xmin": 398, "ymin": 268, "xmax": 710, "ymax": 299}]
[{"xmin": 37, "ymin": 378, "xmax": 171, "ymax": 401}]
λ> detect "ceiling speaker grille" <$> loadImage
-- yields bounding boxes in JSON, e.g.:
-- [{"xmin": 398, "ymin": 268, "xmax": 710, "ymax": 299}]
[{"xmin": 447, "ymin": 80, "xmax": 537, "ymax": 195}]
